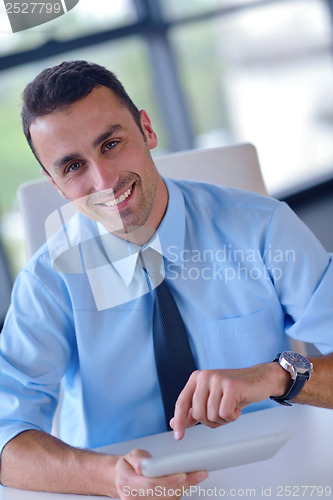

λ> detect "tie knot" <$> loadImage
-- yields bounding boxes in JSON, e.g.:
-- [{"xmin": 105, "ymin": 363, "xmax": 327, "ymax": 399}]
[{"xmin": 140, "ymin": 247, "xmax": 165, "ymax": 289}]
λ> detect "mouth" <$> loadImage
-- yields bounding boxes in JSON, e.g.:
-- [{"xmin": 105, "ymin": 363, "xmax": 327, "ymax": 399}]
[{"xmin": 97, "ymin": 183, "xmax": 135, "ymax": 209}]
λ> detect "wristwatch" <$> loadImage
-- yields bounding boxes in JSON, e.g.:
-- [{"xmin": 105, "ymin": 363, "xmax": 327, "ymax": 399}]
[{"xmin": 270, "ymin": 351, "xmax": 313, "ymax": 406}]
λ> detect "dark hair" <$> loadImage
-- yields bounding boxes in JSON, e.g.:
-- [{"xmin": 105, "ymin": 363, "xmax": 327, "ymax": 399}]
[{"xmin": 21, "ymin": 60, "xmax": 144, "ymax": 170}]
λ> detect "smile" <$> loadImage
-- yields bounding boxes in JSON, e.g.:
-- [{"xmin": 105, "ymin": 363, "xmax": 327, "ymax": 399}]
[{"xmin": 101, "ymin": 185, "xmax": 133, "ymax": 207}]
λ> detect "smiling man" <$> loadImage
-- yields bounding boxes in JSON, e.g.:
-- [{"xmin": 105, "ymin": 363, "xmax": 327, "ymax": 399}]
[{"xmin": 0, "ymin": 60, "xmax": 332, "ymax": 499}]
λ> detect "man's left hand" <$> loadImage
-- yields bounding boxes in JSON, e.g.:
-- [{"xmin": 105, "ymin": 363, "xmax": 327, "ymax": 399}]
[{"xmin": 170, "ymin": 363, "xmax": 290, "ymax": 440}]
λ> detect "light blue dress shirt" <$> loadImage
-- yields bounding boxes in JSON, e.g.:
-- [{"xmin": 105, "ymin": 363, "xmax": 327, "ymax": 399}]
[{"xmin": 0, "ymin": 178, "xmax": 332, "ymax": 455}]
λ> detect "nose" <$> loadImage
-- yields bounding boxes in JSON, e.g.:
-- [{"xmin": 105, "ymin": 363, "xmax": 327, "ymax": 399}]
[{"xmin": 90, "ymin": 159, "xmax": 118, "ymax": 193}]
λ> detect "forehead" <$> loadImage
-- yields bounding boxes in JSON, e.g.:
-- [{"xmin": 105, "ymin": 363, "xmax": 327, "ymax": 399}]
[
  {"xmin": 32, "ymin": 86, "xmax": 129, "ymax": 131},
  {"xmin": 30, "ymin": 86, "xmax": 134, "ymax": 158}
]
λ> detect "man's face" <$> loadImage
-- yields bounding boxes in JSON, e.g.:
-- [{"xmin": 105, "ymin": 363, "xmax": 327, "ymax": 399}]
[{"xmin": 30, "ymin": 86, "xmax": 168, "ymax": 238}]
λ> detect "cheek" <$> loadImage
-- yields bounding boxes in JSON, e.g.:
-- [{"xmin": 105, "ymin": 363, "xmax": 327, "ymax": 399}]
[
  {"xmin": 125, "ymin": 141, "xmax": 152, "ymax": 166},
  {"xmin": 55, "ymin": 178, "xmax": 88, "ymax": 204}
]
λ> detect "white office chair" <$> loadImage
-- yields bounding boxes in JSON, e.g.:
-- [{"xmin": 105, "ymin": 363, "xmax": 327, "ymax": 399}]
[{"xmin": 18, "ymin": 143, "xmax": 267, "ymax": 259}]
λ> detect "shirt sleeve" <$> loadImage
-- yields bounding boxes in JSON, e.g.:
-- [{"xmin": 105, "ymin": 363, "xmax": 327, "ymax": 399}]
[
  {"xmin": 263, "ymin": 201, "xmax": 333, "ymax": 355},
  {"xmin": 0, "ymin": 263, "xmax": 74, "ymax": 456}
]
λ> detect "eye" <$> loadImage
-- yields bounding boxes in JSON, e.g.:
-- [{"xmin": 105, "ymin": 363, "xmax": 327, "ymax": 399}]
[
  {"xmin": 66, "ymin": 162, "xmax": 81, "ymax": 173},
  {"xmin": 104, "ymin": 140, "xmax": 118, "ymax": 151}
]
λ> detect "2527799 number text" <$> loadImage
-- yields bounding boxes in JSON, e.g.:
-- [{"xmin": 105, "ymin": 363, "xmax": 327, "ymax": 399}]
[{"xmin": 5, "ymin": 3, "xmax": 62, "ymax": 14}]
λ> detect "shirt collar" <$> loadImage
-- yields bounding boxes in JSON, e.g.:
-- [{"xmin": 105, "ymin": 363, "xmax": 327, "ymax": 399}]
[
  {"xmin": 95, "ymin": 226, "xmax": 140, "ymax": 287},
  {"xmin": 97, "ymin": 177, "xmax": 186, "ymax": 286},
  {"xmin": 154, "ymin": 177, "xmax": 186, "ymax": 266}
]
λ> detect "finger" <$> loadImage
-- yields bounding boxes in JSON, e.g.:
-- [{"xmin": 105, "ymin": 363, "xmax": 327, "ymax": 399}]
[
  {"xmin": 190, "ymin": 381, "xmax": 210, "ymax": 425},
  {"xmin": 185, "ymin": 408, "xmax": 199, "ymax": 428},
  {"xmin": 125, "ymin": 448, "xmax": 152, "ymax": 475},
  {"xmin": 219, "ymin": 392, "xmax": 242, "ymax": 423},
  {"xmin": 164, "ymin": 470, "xmax": 209, "ymax": 499},
  {"xmin": 181, "ymin": 470, "xmax": 209, "ymax": 491},
  {"xmin": 170, "ymin": 409, "xmax": 197, "ymax": 432},
  {"xmin": 187, "ymin": 470, "xmax": 209, "ymax": 484},
  {"xmin": 206, "ymin": 383, "xmax": 223, "ymax": 424},
  {"xmin": 206, "ymin": 381, "xmax": 230, "ymax": 426},
  {"xmin": 172, "ymin": 373, "xmax": 198, "ymax": 440}
]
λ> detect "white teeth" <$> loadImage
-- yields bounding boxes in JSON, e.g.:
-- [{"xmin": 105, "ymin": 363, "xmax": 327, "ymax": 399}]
[{"xmin": 103, "ymin": 186, "xmax": 133, "ymax": 207}]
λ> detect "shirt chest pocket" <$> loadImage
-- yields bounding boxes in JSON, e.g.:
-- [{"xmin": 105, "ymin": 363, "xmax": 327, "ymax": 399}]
[{"xmin": 201, "ymin": 308, "xmax": 287, "ymax": 370}]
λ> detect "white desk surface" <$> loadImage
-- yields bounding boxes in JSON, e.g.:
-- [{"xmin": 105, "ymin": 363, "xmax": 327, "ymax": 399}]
[{"xmin": 1, "ymin": 405, "xmax": 332, "ymax": 500}]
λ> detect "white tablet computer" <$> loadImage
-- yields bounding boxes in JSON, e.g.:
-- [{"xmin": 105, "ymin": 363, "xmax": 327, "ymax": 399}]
[{"xmin": 141, "ymin": 431, "xmax": 292, "ymax": 478}]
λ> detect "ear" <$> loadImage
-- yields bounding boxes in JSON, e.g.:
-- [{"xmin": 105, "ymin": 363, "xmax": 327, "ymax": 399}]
[
  {"xmin": 40, "ymin": 168, "xmax": 69, "ymax": 200},
  {"xmin": 139, "ymin": 109, "xmax": 158, "ymax": 150}
]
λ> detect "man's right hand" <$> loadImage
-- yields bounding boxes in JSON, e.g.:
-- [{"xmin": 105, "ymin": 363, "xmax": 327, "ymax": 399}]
[
  {"xmin": 0, "ymin": 430, "xmax": 208, "ymax": 499},
  {"xmin": 114, "ymin": 448, "xmax": 208, "ymax": 499}
]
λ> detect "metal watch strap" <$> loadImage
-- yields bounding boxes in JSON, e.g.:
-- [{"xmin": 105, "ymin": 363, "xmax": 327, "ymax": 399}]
[{"xmin": 270, "ymin": 357, "xmax": 310, "ymax": 406}]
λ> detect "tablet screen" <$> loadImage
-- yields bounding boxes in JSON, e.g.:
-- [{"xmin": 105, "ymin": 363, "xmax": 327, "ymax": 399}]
[{"xmin": 141, "ymin": 431, "xmax": 292, "ymax": 478}]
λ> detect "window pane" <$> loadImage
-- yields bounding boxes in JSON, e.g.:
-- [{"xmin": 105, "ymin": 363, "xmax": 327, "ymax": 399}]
[
  {"xmin": 171, "ymin": 0, "xmax": 333, "ymax": 193},
  {"xmin": 163, "ymin": 0, "xmax": 253, "ymax": 19},
  {"xmin": 171, "ymin": 22, "xmax": 231, "ymax": 145},
  {"xmin": 0, "ymin": 0, "xmax": 137, "ymax": 56}
]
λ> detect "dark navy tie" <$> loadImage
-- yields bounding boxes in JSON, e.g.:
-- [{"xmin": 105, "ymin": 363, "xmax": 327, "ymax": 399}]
[{"xmin": 141, "ymin": 248, "xmax": 197, "ymax": 430}]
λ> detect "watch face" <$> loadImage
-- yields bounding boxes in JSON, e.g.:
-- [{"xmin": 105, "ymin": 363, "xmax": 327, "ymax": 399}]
[{"xmin": 282, "ymin": 351, "xmax": 312, "ymax": 373}]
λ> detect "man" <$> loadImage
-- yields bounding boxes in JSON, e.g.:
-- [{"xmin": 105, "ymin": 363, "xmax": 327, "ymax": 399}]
[{"xmin": 0, "ymin": 60, "xmax": 332, "ymax": 498}]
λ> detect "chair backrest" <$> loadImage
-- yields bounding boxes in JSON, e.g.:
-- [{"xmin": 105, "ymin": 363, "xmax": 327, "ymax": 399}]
[
  {"xmin": 0, "ymin": 237, "xmax": 12, "ymax": 328},
  {"xmin": 17, "ymin": 143, "xmax": 267, "ymax": 259}
]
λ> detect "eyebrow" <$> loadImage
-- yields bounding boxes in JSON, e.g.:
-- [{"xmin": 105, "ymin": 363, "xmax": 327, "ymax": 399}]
[
  {"xmin": 92, "ymin": 124, "xmax": 123, "ymax": 149},
  {"xmin": 53, "ymin": 124, "xmax": 123, "ymax": 171},
  {"xmin": 53, "ymin": 153, "xmax": 81, "ymax": 172}
]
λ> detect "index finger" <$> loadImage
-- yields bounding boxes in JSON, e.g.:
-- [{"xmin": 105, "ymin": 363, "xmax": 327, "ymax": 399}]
[{"xmin": 171, "ymin": 375, "xmax": 197, "ymax": 441}]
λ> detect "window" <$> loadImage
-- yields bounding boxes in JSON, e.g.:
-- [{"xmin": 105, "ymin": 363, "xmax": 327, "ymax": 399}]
[
  {"xmin": 0, "ymin": 0, "xmax": 137, "ymax": 55},
  {"xmin": 170, "ymin": 0, "xmax": 333, "ymax": 193},
  {"xmin": 163, "ymin": 0, "xmax": 253, "ymax": 19}
]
